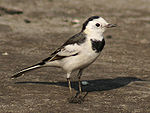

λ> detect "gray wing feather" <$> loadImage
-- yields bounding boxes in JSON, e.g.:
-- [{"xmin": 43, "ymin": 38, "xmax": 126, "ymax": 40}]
[
  {"xmin": 62, "ymin": 32, "xmax": 86, "ymax": 46},
  {"xmin": 43, "ymin": 32, "xmax": 86, "ymax": 62}
]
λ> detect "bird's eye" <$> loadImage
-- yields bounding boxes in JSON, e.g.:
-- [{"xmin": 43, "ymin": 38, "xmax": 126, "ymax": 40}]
[{"xmin": 96, "ymin": 23, "xmax": 100, "ymax": 27}]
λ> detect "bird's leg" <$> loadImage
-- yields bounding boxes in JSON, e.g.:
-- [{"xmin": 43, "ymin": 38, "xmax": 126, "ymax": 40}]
[
  {"xmin": 67, "ymin": 71, "xmax": 85, "ymax": 103},
  {"xmin": 68, "ymin": 69, "xmax": 85, "ymax": 103},
  {"xmin": 67, "ymin": 72, "xmax": 77, "ymax": 103},
  {"xmin": 78, "ymin": 76, "xmax": 82, "ymax": 94},
  {"xmin": 77, "ymin": 69, "xmax": 83, "ymax": 94},
  {"xmin": 67, "ymin": 72, "xmax": 72, "ymax": 96},
  {"xmin": 67, "ymin": 78, "xmax": 72, "ymax": 95},
  {"xmin": 67, "ymin": 77, "xmax": 78, "ymax": 103}
]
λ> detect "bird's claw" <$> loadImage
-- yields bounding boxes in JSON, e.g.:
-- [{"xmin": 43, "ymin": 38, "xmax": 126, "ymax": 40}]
[
  {"xmin": 68, "ymin": 95, "xmax": 84, "ymax": 104},
  {"xmin": 68, "ymin": 92, "xmax": 88, "ymax": 104}
]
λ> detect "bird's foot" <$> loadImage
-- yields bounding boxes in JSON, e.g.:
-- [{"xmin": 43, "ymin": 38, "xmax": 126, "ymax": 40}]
[
  {"xmin": 68, "ymin": 92, "xmax": 88, "ymax": 104},
  {"xmin": 68, "ymin": 96, "xmax": 84, "ymax": 104}
]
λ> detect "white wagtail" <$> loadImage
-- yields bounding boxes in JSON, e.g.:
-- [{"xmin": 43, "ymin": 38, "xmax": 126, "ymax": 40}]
[{"xmin": 11, "ymin": 16, "xmax": 116, "ymax": 101}]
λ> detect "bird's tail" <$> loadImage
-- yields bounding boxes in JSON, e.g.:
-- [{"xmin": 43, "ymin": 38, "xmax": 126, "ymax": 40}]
[{"xmin": 11, "ymin": 62, "xmax": 44, "ymax": 79}]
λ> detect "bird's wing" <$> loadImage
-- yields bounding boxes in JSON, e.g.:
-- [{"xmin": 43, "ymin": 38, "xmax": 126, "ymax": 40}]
[
  {"xmin": 43, "ymin": 44, "xmax": 80, "ymax": 62},
  {"xmin": 42, "ymin": 32, "xmax": 86, "ymax": 62},
  {"xmin": 57, "ymin": 45, "xmax": 80, "ymax": 56}
]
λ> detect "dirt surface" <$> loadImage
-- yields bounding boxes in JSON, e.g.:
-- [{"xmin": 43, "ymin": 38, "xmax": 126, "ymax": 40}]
[{"xmin": 0, "ymin": 0, "xmax": 150, "ymax": 113}]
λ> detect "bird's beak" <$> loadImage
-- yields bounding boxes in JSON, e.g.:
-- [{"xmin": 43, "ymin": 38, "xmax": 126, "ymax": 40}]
[{"xmin": 105, "ymin": 24, "xmax": 117, "ymax": 28}]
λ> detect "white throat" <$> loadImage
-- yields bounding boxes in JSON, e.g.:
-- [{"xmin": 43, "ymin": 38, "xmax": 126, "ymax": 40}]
[{"xmin": 84, "ymin": 29, "xmax": 104, "ymax": 41}]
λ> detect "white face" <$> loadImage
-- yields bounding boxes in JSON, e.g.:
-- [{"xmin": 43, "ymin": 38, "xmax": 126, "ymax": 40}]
[{"xmin": 85, "ymin": 17, "xmax": 109, "ymax": 34}]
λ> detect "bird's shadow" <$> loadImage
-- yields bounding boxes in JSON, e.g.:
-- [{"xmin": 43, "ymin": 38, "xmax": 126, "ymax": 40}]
[{"xmin": 15, "ymin": 77, "xmax": 145, "ymax": 92}]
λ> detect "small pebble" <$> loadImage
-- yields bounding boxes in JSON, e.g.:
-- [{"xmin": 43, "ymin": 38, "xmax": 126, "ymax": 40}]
[
  {"xmin": 24, "ymin": 19, "xmax": 31, "ymax": 23},
  {"xmin": 140, "ymin": 39, "xmax": 149, "ymax": 44},
  {"xmin": 81, "ymin": 81, "xmax": 89, "ymax": 85},
  {"xmin": 71, "ymin": 19, "xmax": 80, "ymax": 24},
  {"xmin": 0, "ymin": 6, "xmax": 23, "ymax": 15},
  {"xmin": 2, "ymin": 52, "xmax": 8, "ymax": 56}
]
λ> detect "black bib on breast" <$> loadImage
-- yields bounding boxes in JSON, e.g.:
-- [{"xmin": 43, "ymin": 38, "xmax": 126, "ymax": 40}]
[{"xmin": 90, "ymin": 38, "xmax": 105, "ymax": 53}]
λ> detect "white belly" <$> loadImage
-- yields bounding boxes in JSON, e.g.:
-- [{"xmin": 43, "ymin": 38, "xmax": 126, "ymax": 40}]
[{"xmin": 61, "ymin": 49, "xmax": 100, "ymax": 72}]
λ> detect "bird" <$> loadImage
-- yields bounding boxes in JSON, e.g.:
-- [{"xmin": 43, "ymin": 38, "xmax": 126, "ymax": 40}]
[{"xmin": 11, "ymin": 16, "xmax": 116, "ymax": 102}]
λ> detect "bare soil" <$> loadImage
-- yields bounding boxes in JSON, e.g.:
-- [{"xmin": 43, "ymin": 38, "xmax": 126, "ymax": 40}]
[{"xmin": 0, "ymin": 0, "xmax": 150, "ymax": 113}]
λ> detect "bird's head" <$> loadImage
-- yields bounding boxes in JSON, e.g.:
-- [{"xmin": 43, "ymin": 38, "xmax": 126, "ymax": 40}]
[{"xmin": 82, "ymin": 16, "xmax": 116, "ymax": 35}]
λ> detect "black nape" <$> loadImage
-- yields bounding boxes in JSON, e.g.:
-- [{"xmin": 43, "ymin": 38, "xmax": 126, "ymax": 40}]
[{"xmin": 82, "ymin": 16, "xmax": 100, "ymax": 31}]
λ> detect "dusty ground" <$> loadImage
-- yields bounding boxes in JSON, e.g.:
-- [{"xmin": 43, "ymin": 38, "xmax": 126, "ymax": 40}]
[{"xmin": 0, "ymin": 0, "xmax": 150, "ymax": 112}]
